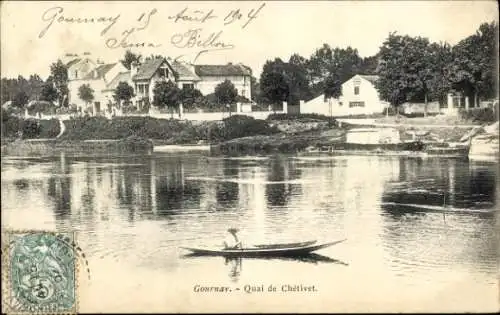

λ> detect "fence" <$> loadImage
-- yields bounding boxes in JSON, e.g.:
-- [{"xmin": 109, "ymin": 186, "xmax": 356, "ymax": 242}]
[{"xmin": 21, "ymin": 101, "xmax": 290, "ymax": 122}]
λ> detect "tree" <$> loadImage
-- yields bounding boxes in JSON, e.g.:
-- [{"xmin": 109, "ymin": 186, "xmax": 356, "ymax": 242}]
[
  {"xmin": 28, "ymin": 74, "xmax": 44, "ymax": 101},
  {"xmin": 179, "ymin": 87, "xmax": 203, "ymax": 109},
  {"xmin": 359, "ymin": 55, "xmax": 379, "ymax": 75},
  {"xmin": 308, "ymin": 45, "xmax": 362, "ymax": 98},
  {"xmin": 49, "ymin": 60, "xmax": 69, "ymax": 106},
  {"xmin": 376, "ymin": 33, "xmax": 424, "ymax": 112},
  {"xmin": 153, "ymin": 80, "xmax": 181, "ymax": 118},
  {"xmin": 12, "ymin": 91, "xmax": 29, "ymax": 108},
  {"xmin": 215, "ymin": 80, "xmax": 238, "ymax": 106},
  {"xmin": 427, "ymin": 42, "xmax": 453, "ymax": 107},
  {"xmin": 447, "ymin": 22, "xmax": 498, "ymax": 106},
  {"xmin": 120, "ymin": 50, "xmax": 142, "ymax": 70},
  {"xmin": 260, "ymin": 58, "xmax": 290, "ymax": 109},
  {"xmin": 286, "ymin": 54, "xmax": 312, "ymax": 104},
  {"xmin": 78, "ymin": 84, "xmax": 94, "ymax": 108},
  {"xmin": 40, "ymin": 83, "xmax": 58, "ymax": 103},
  {"xmin": 113, "ymin": 81, "xmax": 135, "ymax": 106}
]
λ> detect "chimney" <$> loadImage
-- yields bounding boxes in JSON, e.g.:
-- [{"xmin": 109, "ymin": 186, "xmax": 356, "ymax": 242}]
[{"xmin": 131, "ymin": 60, "xmax": 140, "ymax": 77}]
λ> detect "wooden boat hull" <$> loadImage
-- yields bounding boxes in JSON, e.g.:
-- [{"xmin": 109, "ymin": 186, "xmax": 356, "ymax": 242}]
[
  {"xmin": 253, "ymin": 240, "xmax": 317, "ymax": 249},
  {"xmin": 181, "ymin": 239, "xmax": 346, "ymax": 257}
]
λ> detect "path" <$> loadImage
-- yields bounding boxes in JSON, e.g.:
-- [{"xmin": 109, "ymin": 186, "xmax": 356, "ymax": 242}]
[
  {"xmin": 56, "ymin": 118, "xmax": 66, "ymax": 138},
  {"xmin": 337, "ymin": 118, "xmax": 479, "ymax": 129}
]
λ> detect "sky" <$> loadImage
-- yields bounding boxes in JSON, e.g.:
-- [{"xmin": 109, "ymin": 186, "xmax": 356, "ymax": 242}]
[{"xmin": 1, "ymin": 0, "xmax": 498, "ymax": 80}]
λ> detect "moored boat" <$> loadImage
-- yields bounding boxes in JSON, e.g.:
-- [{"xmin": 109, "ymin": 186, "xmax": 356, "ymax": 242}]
[{"xmin": 180, "ymin": 239, "xmax": 346, "ymax": 257}]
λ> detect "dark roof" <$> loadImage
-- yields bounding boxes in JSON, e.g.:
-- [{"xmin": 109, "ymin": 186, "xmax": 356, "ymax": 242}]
[
  {"xmin": 359, "ymin": 75, "xmax": 379, "ymax": 85},
  {"xmin": 194, "ymin": 64, "xmax": 252, "ymax": 77},
  {"xmin": 104, "ymin": 71, "xmax": 131, "ymax": 91},
  {"xmin": 170, "ymin": 61, "xmax": 200, "ymax": 81},
  {"xmin": 66, "ymin": 58, "xmax": 82, "ymax": 67},
  {"xmin": 132, "ymin": 58, "xmax": 166, "ymax": 81},
  {"xmin": 82, "ymin": 63, "xmax": 116, "ymax": 80}
]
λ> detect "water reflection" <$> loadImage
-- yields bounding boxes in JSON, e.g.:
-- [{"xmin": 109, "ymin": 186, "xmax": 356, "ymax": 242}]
[
  {"xmin": 382, "ymin": 158, "xmax": 497, "ymax": 213},
  {"xmin": 266, "ymin": 157, "xmax": 302, "ymax": 207},
  {"xmin": 181, "ymin": 253, "xmax": 348, "ymax": 282},
  {"xmin": 1, "ymin": 152, "xmax": 498, "ymax": 297}
]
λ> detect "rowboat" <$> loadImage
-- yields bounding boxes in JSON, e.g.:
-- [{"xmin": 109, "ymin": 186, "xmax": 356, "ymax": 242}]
[{"xmin": 181, "ymin": 239, "xmax": 346, "ymax": 257}]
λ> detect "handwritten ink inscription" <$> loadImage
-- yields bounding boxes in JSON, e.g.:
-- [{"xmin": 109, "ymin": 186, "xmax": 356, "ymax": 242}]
[{"xmin": 38, "ymin": 3, "xmax": 266, "ymax": 64}]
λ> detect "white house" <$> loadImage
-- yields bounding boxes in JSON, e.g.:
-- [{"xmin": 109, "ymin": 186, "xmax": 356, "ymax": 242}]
[
  {"xmin": 194, "ymin": 63, "xmax": 252, "ymax": 100},
  {"xmin": 300, "ymin": 74, "xmax": 389, "ymax": 117}
]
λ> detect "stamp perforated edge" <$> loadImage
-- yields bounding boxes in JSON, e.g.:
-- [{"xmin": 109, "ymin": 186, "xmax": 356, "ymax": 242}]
[{"xmin": 1, "ymin": 229, "xmax": 80, "ymax": 315}]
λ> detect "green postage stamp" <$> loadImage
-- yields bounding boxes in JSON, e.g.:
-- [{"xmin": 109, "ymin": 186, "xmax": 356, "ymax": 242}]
[{"xmin": 2, "ymin": 231, "xmax": 78, "ymax": 314}]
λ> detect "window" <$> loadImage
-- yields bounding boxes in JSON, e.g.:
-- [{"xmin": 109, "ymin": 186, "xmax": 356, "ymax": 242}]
[
  {"xmin": 159, "ymin": 65, "xmax": 168, "ymax": 78},
  {"xmin": 182, "ymin": 83, "xmax": 194, "ymax": 90},
  {"xmin": 241, "ymin": 89, "xmax": 246, "ymax": 96},
  {"xmin": 339, "ymin": 102, "xmax": 343, "ymax": 106},
  {"xmin": 75, "ymin": 71, "xmax": 78, "ymax": 79},
  {"xmin": 354, "ymin": 86, "xmax": 360, "ymax": 95},
  {"xmin": 349, "ymin": 101, "xmax": 365, "ymax": 107}
]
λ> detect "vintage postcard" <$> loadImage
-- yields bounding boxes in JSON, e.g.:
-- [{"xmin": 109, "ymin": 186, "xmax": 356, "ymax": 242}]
[{"xmin": 1, "ymin": 0, "xmax": 498, "ymax": 313}]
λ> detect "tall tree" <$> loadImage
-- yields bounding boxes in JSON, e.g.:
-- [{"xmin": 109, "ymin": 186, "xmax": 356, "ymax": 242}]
[
  {"xmin": 359, "ymin": 55, "xmax": 379, "ymax": 75},
  {"xmin": 120, "ymin": 50, "xmax": 142, "ymax": 70},
  {"xmin": 376, "ymin": 33, "xmax": 425, "ymax": 112},
  {"xmin": 448, "ymin": 22, "xmax": 498, "ymax": 106},
  {"xmin": 40, "ymin": 83, "xmax": 58, "ymax": 103},
  {"xmin": 214, "ymin": 80, "xmax": 238, "ymax": 108},
  {"xmin": 28, "ymin": 74, "xmax": 45, "ymax": 101},
  {"xmin": 308, "ymin": 43, "xmax": 333, "ymax": 85},
  {"xmin": 260, "ymin": 58, "xmax": 289, "ymax": 109},
  {"xmin": 286, "ymin": 54, "xmax": 312, "ymax": 104},
  {"xmin": 78, "ymin": 84, "xmax": 94, "ymax": 108},
  {"xmin": 49, "ymin": 60, "xmax": 69, "ymax": 107},
  {"xmin": 113, "ymin": 81, "xmax": 135, "ymax": 106},
  {"xmin": 308, "ymin": 45, "xmax": 362, "ymax": 98},
  {"xmin": 153, "ymin": 80, "xmax": 181, "ymax": 118},
  {"xmin": 428, "ymin": 42, "xmax": 453, "ymax": 107}
]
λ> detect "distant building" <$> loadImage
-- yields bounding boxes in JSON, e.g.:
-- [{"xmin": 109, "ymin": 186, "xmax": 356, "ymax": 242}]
[
  {"xmin": 194, "ymin": 63, "xmax": 252, "ymax": 100},
  {"xmin": 66, "ymin": 54, "xmax": 127, "ymax": 113},
  {"xmin": 300, "ymin": 74, "xmax": 388, "ymax": 117},
  {"xmin": 65, "ymin": 53, "xmax": 252, "ymax": 114}
]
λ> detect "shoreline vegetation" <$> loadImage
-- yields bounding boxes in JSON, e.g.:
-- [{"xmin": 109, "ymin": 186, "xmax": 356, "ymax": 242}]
[{"xmin": 1, "ymin": 109, "xmax": 498, "ymax": 157}]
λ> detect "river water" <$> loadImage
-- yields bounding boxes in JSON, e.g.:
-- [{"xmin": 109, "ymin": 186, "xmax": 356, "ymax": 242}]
[{"xmin": 1, "ymin": 152, "xmax": 498, "ymax": 312}]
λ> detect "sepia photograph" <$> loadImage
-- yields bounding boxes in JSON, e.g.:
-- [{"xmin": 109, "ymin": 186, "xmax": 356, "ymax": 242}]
[{"xmin": 1, "ymin": 0, "xmax": 498, "ymax": 313}]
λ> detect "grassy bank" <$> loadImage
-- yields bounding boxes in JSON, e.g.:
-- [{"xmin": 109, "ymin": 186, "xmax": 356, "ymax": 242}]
[
  {"xmin": 1, "ymin": 112, "xmax": 280, "ymax": 145},
  {"xmin": 2, "ymin": 136, "xmax": 154, "ymax": 156}
]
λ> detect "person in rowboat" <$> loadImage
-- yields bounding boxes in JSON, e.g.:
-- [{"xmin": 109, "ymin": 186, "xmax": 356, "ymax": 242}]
[{"xmin": 223, "ymin": 228, "xmax": 242, "ymax": 249}]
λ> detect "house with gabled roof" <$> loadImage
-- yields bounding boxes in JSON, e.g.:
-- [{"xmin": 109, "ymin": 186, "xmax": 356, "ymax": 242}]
[
  {"xmin": 194, "ymin": 63, "xmax": 252, "ymax": 100},
  {"xmin": 67, "ymin": 56, "xmax": 127, "ymax": 113},
  {"xmin": 300, "ymin": 74, "xmax": 389, "ymax": 117}
]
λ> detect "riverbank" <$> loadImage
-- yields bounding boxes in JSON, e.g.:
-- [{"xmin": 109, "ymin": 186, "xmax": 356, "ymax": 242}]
[{"xmin": 1, "ymin": 137, "xmax": 154, "ymax": 156}]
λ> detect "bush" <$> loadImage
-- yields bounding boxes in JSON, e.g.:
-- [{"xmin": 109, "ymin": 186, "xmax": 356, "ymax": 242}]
[
  {"xmin": 1, "ymin": 109, "xmax": 59, "ymax": 139},
  {"xmin": 459, "ymin": 108, "xmax": 498, "ymax": 123},
  {"xmin": 2, "ymin": 109, "xmax": 23, "ymax": 138},
  {"xmin": 21, "ymin": 119, "xmax": 41, "ymax": 138},
  {"xmin": 212, "ymin": 115, "xmax": 279, "ymax": 141}
]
